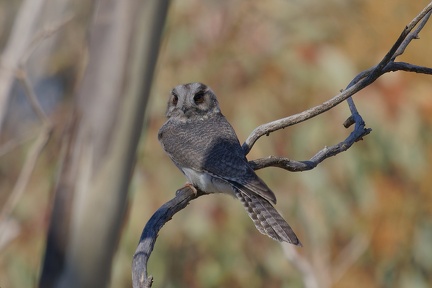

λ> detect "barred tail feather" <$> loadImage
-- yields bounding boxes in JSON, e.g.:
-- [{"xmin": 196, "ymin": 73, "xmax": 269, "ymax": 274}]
[{"xmin": 234, "ymin": 188, "xmax": 302, "ymax": 246}]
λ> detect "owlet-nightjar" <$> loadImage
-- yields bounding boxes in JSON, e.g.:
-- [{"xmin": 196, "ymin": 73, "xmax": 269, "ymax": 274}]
[{"xmin": 158, "ymin": 82, "xmax": 301, "ymax": 245}]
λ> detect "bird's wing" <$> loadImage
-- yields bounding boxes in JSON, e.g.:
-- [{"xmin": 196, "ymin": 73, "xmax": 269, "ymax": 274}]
[{"xmin": 158, "ymin": 113, "xmax": 277, "ymax": 203}]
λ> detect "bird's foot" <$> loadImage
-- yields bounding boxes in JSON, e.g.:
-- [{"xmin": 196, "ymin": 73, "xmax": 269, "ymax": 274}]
[{"xmin": 184, "ymin": 183, "xmax": 199, "ymax": 196}]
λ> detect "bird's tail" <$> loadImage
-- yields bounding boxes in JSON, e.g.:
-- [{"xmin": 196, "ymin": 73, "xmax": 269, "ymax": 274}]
[{"xmin": 234, "ymin": 188, "xmax": 302, "ymax": 246}]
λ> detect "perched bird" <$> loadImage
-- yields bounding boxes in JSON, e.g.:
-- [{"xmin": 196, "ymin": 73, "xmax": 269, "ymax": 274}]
[{"xmin": 158, "ymin": 82, "xmax": 301, "ymax": 245}]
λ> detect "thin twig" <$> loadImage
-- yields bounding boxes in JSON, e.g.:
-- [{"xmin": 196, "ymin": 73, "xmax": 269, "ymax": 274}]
[
  {"xmin": 16, "ymin": 68, "xmax": 51, "ymax": 124},
  {"xmin": 331, "ymin": 235, "xmax": 371, "ymax": 284},
  {"xmin": 0, "ymin": 0, "xmax": 46, "ymax": 133},
  {"xmin": 384, "ymin": 61, "xmax": 432, "ymax": 74},
  {"xmin": 0, "ymin": 124, "xmax": 52, "ymax": 236},
  {"xmin": 405, "ymin": 2, "xmax": 432, "ymax": 32},
  {"xmin": 248, "ymin": 122, "xmax": 371, "ymax": 172},
  {"xmin": 249, "ymin": 156, "xmax": 316, "ymax": 172},
  {"xmin": 20, "ymin": 14, "xmax": 74, "ymax": 65},
  {"xmin": 282, "ymin": 244, "xmax": 319, "ymax": 288},
  {"xmin": 0, "ymin": 130, "xmax": 38, "ymax": 156},
  {"xmin": 15, "ymin": 15, "xmax": 74, "ymax": 124},
  {"xmin": 393, "ymin": 10, "xmax": 431, "ymax": 59}
]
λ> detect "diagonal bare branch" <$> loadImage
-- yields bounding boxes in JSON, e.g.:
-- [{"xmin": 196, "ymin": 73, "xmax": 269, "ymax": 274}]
[
  {"xmin": 0, "ymin": 124, "xmax": 51, "ymax": 237},
  {"xmin": 242, "ymin": 4, "xmax": 432, "ymax": 155},
  {"xmin": 249, "ymin": 129, "xmax": 371, "ymax": 172},
  {"xmin": 19, "ymin": 14, "xmax": 74, "ymax": 65},
  {"xmin": 393, "ymin": 9, "xmax": 431, "ymax": 59},
  {"xmin": 132, "ymin": 186, "xmax": 203, "ymax": 288}
]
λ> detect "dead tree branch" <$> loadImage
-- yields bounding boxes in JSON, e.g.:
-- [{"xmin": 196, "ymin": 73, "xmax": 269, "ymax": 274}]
[
  {"xmin": 132, "ymin": 186, "xmax": 205, "ymax": 288},
  {"xmin": 132, "ymin": 3, "xmax": 432, "ymax": 287},
  {"xmin": 242, "ymin": 2, "xmax": 432, "ymax": 156}
]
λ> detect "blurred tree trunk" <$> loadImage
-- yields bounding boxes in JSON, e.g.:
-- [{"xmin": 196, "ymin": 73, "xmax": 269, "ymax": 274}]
[{"xmin": 39, "ymin": 0, "xmax": 170, "ymax": 287}]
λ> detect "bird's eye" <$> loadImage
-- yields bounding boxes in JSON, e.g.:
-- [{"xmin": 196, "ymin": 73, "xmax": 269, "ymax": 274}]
[
  {"xmin": 171, "ymin": 93, "xmax": 178, "ymax": 105},
  {"xmin": 193, "ymin": 91, "xmax": 205, "ymax": 104}
]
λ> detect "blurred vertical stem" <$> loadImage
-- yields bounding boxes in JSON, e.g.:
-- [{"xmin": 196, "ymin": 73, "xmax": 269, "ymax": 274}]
[
  {"xmin": 39, "ymin": 0, "xmax": 170, "ymax": 287},
  {"xmin": 0, "ymin": 0, "xmax": 45, "ymax": 132}
]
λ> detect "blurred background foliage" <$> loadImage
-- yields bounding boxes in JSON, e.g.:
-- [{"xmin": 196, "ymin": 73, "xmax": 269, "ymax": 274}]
[{"xmin": 1, "ymin": 0, "xmax": 432, "ymax": 287}]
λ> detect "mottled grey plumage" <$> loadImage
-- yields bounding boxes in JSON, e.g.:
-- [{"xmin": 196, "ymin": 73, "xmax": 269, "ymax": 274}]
[{"xmin": 158, "ymin": 82, "xmax": 301, "ymax": 245}]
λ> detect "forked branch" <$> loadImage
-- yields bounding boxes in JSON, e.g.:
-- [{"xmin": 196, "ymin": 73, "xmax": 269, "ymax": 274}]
[
  {"xmin": 132, "ymin": 3, "xmax": 432, "ymax": 288},
  {"xmin": 242, "ymin": 3, "xmax": 432, "ymax": 155}
]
